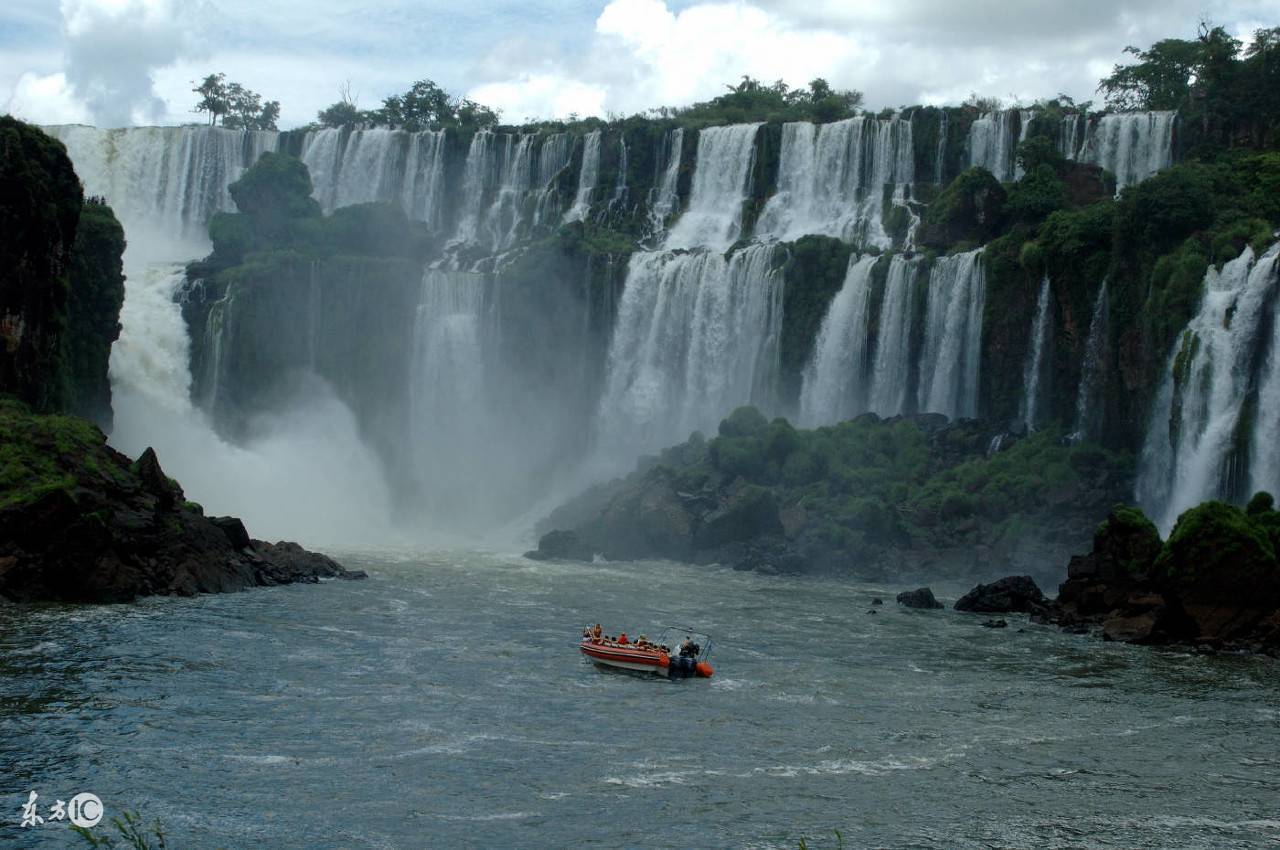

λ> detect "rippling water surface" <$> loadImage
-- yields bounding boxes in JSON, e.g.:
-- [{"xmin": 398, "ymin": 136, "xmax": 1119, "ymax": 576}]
[{"xmin": 2, "ymin": 550, "xmax": 1278, "ymax": 848}]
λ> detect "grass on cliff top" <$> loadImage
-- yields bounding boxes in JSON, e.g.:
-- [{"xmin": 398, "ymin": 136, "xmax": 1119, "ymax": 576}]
[{"xmin": 0, "ymin": 397, "xmax": 116, "ymax": 510}]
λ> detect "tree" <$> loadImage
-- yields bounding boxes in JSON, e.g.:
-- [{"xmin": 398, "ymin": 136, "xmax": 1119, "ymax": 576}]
[
  {"xmin": 192, "ymin": 74, "xmax": 279, "ymax": 130},
  {"xmin": 366, "ymin": 79, "xmax": 500, "ymax": 131},
  {"xmin": 192, "ymin": 73, "xmax": 229, "ymax": 126},
  {"xmin": 317, "ymin": 81, "xmax": 366, "ymax": 128}
]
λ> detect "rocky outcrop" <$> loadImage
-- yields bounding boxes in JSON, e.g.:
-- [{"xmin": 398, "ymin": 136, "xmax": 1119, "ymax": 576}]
[
  {"xmin": 65, "ymin": 199, "xmax": 126, "ymax": 431},
  {"xmin": 954, "ymin": 575, "xmax": 1048, "ymax": 614},
  {"xmin": 524, "ymin": 529, "xmax": 595, "ymax": 562},
  {"xmin": 896, "ymin": 587, "xmax": 944, "ymax": 609},
  {"xmin": 0, "ymin": 399, "xmax": 362, "ymax": 604},
  {"xmin": 1047, "ymin": 501, "xmax": 1280, "ymax": 654}
]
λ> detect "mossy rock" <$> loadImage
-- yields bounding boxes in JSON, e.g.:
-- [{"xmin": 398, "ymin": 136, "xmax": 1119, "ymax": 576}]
[{"xmin": 917, "ymin": 167, "xmax": 1006, "ymax": 251}]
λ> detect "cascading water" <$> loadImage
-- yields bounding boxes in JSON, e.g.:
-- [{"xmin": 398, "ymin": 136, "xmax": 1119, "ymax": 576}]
[
  {"xmin": 1071, "ymin": 281, "xmax": 1108, "ymax": 442},
  {"xmin": 968, "ymin": 111, "xmax": 1018, "ymax": 183},
  {"xmin": 1137, "ymin": 243, "xmax": 1280, "ymax": 531},
  {"xmin": 564, "ymin": 130, "xmax": 601, "ymax": 223},
  {"xmin": 647, "ymin": 128, "xmax": 684, "ymax": 238},
  {"xmin": 867, "ymin": 256, "xmax": 920, "ymax": 416},
  {"xmin": 798, "ymin": 255, "xmax": 879, "ymax": 425},
  {"xmin": 755, "ymin": 116, "xmax": 914, "ymax": 248},
  {"xmin": 607, "ymin": 137, "xmax": 629, "ymax": 215},
  {"xmin": 1012, "ymin": 109, "xmax": 1036, "ymax": 180},
  {"xmin": 1019, "ymin": 277, "xmax": 1052, "ymax": 431},
  {"xmin": 917, "ymin": 249, "xmax": 986, "ymax": 419},
  {"xmin": 1073, "ymin": 111, "xmax": 1177, "ymax": 191},
  {"xmin": 934, "ymin": 110, "xmax": 948, "ymax": 184},
  {"xmin": 664, "ymin": 123, "xmax": 761, "ymax": 251},
  {"xmin": 593, "ymin": 244, "xmax": 782, "ymax": 462},
  {"xmin": 46, "ymin": 124, "xmax": 277, "ymax": 253}
]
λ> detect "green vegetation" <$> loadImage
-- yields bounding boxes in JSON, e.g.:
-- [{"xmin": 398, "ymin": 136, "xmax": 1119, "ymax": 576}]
[
  {"xmin": 645, "ymin": 406, "xmax": 1129, "ymax": 563},
  {"xmin": 1154, "ymin": 498, "xmax": 1278, "ymax": 580},
  {"xmin": 198, "ymin": 152, "xmax": 431, "ymax": 274},
  {"xmin": 918, "ymin": 167, "xmax": 1006, "ymax": 250},
  {"xmin": 72, "ymin": 809, "xmax": 168, "ymax": 849},
  {"xmin": 65, "ymin": 198, "xmax": 126, "ymax": 429},
  {"xmin": 0, "ymin": 397, "xmax": 113, "ymax": 510},
  {"xmin": 191, "ymin": 73, "xmax": 280, "ymax": 130},
  {"xmin": 315, "ymin": 78, "xmax": 500, "ymax": 132},
  {"xmin": 649, "ymin": 76, "xmax": 864, "ymax": 128}
]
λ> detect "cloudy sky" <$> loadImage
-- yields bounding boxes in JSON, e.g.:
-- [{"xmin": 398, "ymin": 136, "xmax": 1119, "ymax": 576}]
[{"xmin": 3, "ymin": 0, "xmax": 1278, "ymax": 129}]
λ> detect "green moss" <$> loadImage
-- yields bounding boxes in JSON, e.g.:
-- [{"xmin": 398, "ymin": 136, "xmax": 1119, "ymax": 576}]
[
  {"xmin": 0, "ymin": 398, "xmax": 108, "ymax": 510},
  {"xmin": 1154, "ymin": 500, "xmax": 1277, "ymax": 580},
  {"xmin": 918, "ymin": 167, "xmax": 1007, "ymax": 251}
]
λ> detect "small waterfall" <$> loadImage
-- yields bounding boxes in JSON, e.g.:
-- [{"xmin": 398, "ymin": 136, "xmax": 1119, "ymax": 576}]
[
  {"xmin": 867, "ymin": 256, "xmax": 920, "ymax": 416},
  {"xmin": 452, "ymin": 131, "xmax": 495, "ymax": 247},
  {"xmin": 1019, "ymin": 276, "xmax": 1052, "ymax": 431},
  {"xmin": 917, "ymin": 249, "xmax": 986, "ymax": 419},
  {"xmin": 408, "ymin": 270, "xmax": 492, "ymax": 515},
  {"xmin": 607, "ymin": 137, "xmax": 629, "ymax": 214},
  {"xmin": 593, "ymin": 243, "xmax": 782, "ymax": 459},
  {"xmin": 664, "ymin": 123, "xmax": 761, "ymax": 251},
  {"xmin": 1012, "ymin": 109, "xmax": 1036, "ymax": 180},
  {"xmin": 647, "ymin": 128, "xmax": 684, "ymax": 237},
  {"xmin": 967, "ymin": 111, "xmax": 1017, "ymax": 182},
  {"xmin": 401, "ymin": 130, "xmax": 448, "ymax": 228},
  {"xmin": 1078, "ymin": 111, "xmax": 1177, "ymax": 190},
  {"xmin": 1252, "ymin": 291, "xmax": 1280, "ymax": 496},
  {"xmin": 45, "ymin": 124, "xmax": 278, "ymax": 251},
  {"xmin": 532, "ymin": 133, "xmax": 573, "ymax": 227},
  {"xmin": 1060, "ymin": 113, "xmax": 1086, "ymax": 160},
  {"xmin": 564, "ymin": 130, "xmax": 602, "ymax": 223},
  {"xmin": 799, "ymin": 255, "xmax": 879, "ymax": 425},
  {"xmin": 299, "ymin": 127, "xmax": 447, "ymax": 225},
  {"xmin": 754, "ymin": 116, "xmax": 914, "ymax": 247},
  {"xmin": 935, "ymin": 110, "xmax": 948, "ymax": 184},
  {"xmin": 482, "ymin": 134, "xmax": 535, "ymax": 251},
  {"xmin": 1071, "ymin": 281, "xmax": 1109, "ymax": 441},
  {"xmin": 1137, "ymin": 244, "xmax": 1280, "ymax": 530}
]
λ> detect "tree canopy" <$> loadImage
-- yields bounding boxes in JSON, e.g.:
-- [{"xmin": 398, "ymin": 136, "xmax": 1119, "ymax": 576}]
[
  {"xmin": 650, "ymin": 76, "xmax": 864, "ymax": 126},
  {"xmin": 315, "ymin": 79, "xmax": 500, "ymax": 132},
  {"xmin": 192, "ymin": 73, "xmax": 280, "ymax": 130}
]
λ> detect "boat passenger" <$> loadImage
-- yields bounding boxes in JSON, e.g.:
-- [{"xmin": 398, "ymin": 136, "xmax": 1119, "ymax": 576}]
[
  {"xmin": 592, "ymin": 624, "xmax": 603, "ymax": 641},
  {"xmin": 618, "ymin": 632, "xmax": 628, "ymax": 645}
]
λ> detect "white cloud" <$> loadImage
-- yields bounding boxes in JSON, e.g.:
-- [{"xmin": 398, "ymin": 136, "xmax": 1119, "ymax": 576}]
[
  {"xmin": 468, "ymin": 74, "xmax": 607, "ymax": 123},
  {"xmin": 5, "ymin": 70, "xmax": 92, "ymax": 124}
]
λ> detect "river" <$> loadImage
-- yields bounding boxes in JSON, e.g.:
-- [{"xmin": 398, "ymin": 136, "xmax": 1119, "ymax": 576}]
[{"xmin": 2, "ymin": 550, "xmax": 1278, "ymax": 848}]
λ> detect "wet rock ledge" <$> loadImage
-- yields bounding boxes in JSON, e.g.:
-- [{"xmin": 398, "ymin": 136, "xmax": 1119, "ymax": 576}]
[{"xmin": 0, "ymin": 399, "xmax": 364, "ymax": 604}]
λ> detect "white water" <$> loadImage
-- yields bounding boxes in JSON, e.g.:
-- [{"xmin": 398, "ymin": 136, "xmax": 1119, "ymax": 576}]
[
  {"xmin": 799, "ymin": 255, "xmax": 879, "ymax": 425},
  {"xmin": 1137, "ymin": 243, "xmax": 1280, "ymax": 531},
  {"xmin": 664, "ymin": 124, "xmax": 761, "ymax": 251},
  {"xmin": 46, "ymin": 124, "xmax": 277, "ymax": 253},
  {"xmin": 868, "ymin": 256, "xmax": 920, "ymax": 416},
  {"xmin": 917, "ymin": 250, "xmax": 987, "ymax": 419},
  {"xmin": 1071, "ymin": 111, "xmax": 1177, "ymax": 191},
  {"xmin": 968, "ymin": 111, "xmax": 1018, "ymax": 183},
  {"xmin": 1019, "ymin": 277, "xmax": 1052, "ymax": 431},
  {"xmin": 755, "ymin": 116, "xmax": 914, "ymax": 248},
  {"xmin": 1071, "ymin": 281, "xmax": 1109, "ymax": 442},
  {"xmin": 593, "ymin": 244, "xmax": 782, "ymax": 462},
  {"xmin": 299, "ymin": 127, "xmax": 448, "ymax": 229},
  {"xmin": 647, "ymin": 128, "xmax": 684, "ymax": 238},
  {"xmin": 1012, "ymin": 109, "xmax": 1036, "ymax": 180},
  {"xmin": 109, "ymin": 265, "xmax": 393, "ymax": 545},
  {"xmin": 934, "ymin": 110, "xmax": 948, "ymax": 184},
  {"xmin": 564, "ymin": 130, "xmax": 601, "ymax": 223}
]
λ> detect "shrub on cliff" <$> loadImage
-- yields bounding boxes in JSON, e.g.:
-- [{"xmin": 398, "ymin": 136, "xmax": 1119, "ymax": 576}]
[
  {"xmin": 1154, "ymin": 500, "xmax": 1277, "ymax": 581},
  {"xmin": 917, "ymin": 167, "xmax": 1006, "ymax": 250}
]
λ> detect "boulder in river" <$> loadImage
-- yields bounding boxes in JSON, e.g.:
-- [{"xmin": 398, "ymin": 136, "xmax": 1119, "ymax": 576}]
[
  {"xmin": 524, "ymin": 529, "xmax": 595, "ymax": 562},
  {"xmin": 896, "ymin": 587, "xmax": 944, "ymax": 609},
  {"xmin": 955, "ymin": 575, "xmax": 1048, "ymax": 614}
]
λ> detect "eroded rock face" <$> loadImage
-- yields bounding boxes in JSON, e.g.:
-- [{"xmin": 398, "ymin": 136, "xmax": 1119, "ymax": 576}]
[
  {"xmin": 955, "ymin": 575, "xmax": 1047, "ymax": 614},
  {"xmin": 0, "ymin": 400, "xmax": 362, "ymax": 604},
  {"xmin": 524, "ymin": 530, "xmax": 595, "ymax": 562},
  {"xmin": 896, "ymin": 587, "xmax": 944, "ymax": 609}
]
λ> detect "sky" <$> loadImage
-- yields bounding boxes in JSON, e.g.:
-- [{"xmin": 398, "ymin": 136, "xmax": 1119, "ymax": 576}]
[{"xmin": 2, "ymin": 0, "xmax": 1278, "ymax": 129}]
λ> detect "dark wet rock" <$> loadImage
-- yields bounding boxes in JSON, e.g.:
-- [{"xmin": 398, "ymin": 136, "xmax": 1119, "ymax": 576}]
[
  {"xmin": 524, "ymin": 529, "xmax": 595, "ymax": 562},
  {"xmin": 871, "ymin": 598, "xmax": 883, "ymax": 606},
  {"xmin": 896, "ymin": 587, "xmax": 944, "ymax": 609},
  {"xmin": 981, "ymin": 618, "xmax": 1008, "ymax": 628},
  {"xmin": 866, "ymin": 609, "xmax": 878, "ymax": 615},
  {"xmin": 0, "ymin": 401, "xmax": 359, "ymax": 604},
  {"xmin": 955, "ymin": 575, "xmax": 1048, "ymax": 614}
]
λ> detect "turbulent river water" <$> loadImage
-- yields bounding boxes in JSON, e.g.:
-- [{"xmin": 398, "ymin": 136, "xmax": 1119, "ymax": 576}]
[{"xmin": 2, "ymin": 550, "xmax": 1278, "ymax": 849}]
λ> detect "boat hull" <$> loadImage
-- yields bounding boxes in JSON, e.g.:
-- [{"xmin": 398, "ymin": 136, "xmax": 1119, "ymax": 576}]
[{"xmin": 578, "ymin": 640, "xmax": 668, "ymax": 677}]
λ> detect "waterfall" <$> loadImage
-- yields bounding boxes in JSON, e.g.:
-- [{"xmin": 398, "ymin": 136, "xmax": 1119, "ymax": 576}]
[
  {"xmin": 532, "ymin": 133, "xmax": 573, "ymax": 227},
  {"xmin": 408, "ymin": 270, "xmax": 493, "ymax": 517},
  {"xmin": 45, "ymin": 124, "xmax": 277, "ymax": 253},
  {"xmin": 935, "ymin": 110, "xmax": 948, "ymax": 184},
  {"xmin": 867, "ymin": 256, "xmax": 920, "ymax": 416},
  {"xmin": 452, "ymin": 131, "xmax": 494, "ymax": 247},
  {"xmin": 1060, "ymin": 113, "xmax": 1085, "ymax": 160},
  {"xmin": 298, "ymin": 128, "xmax": 447, "ymax": 226},
  {"xmin": 1137, "ymin": 243, "xmax": 1280, "ymax": 531},
  {"xmin": 593, "ymin": 243, "xmax": 782, "ymax": 459},
  {"xmin": 798, "ymin": 255, "xmax": 879, "ymax": 425},
  {"xmin": 1019, "ymin": 277, "xmax": 1052, "ymax": 431},
  {"xmin": 917, "ymin": 249, "xmax": 986, "ymax": 418},
  {"xmin": 564, "ymin": 130, "xmax": 601, "ymax": 223},
  {"xmin": 1012, "ymin": 109, "xmax": 1036, "ymax": 180},
  {"xmin": 968, "ymin": 111, "xmax": 1017, "ymax": 182},
  {"xmin": 647, "ymin": 128, "xmax": 684, "ymax": 237},
  {"xmin": 754, "ymin": 116, "xmax": 914, "ymax": 247},
  {"xmin": 1078, "ymin": 111, "xmax": 1176, "ymax": 191},
  {"xmin": 402, "ymin": 131, "xmax": 448, "ymax": 228},
  {"xmin": 1071, "ymin": 281, "xmax": 1109, "ymax": 441},
  {"xmin": 607, "ymin": 136, "xmax": 629, "ymax": 214},
  {"xmin": 1252, "ymin": 290, "xmax": 1280, "ymax": 497},
  {"xmin": 664, "ymin": 123, "xmax": 761, "ymax": 251}
]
